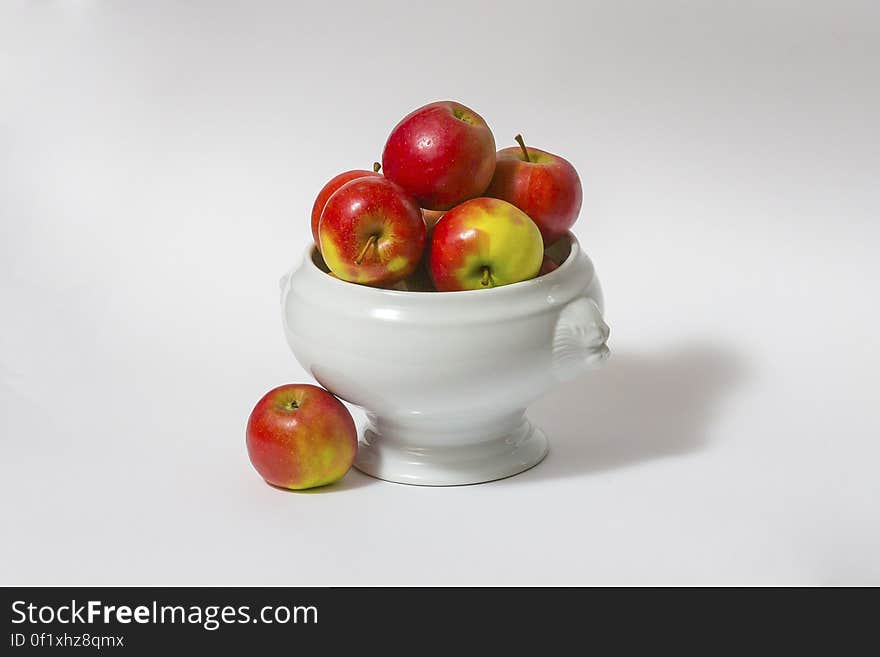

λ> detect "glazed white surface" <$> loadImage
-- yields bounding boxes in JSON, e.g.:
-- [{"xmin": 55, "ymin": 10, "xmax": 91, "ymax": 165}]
[
  {"xmin": 2, "ymin": 1, "xmax": 879, "ymax": 584},
  {"xmin": 281, "ymin": 237, "xmax": 608, "ymax": 485}
]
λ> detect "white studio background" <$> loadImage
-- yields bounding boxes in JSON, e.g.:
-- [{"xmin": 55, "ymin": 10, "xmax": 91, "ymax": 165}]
[{"xmin": 1, "ymin": 1, "xmax": 878, "ymax": 585}]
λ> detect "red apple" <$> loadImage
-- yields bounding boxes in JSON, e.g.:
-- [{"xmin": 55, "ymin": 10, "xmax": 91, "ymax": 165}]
[
  {"xmin": 382, "ymin": 101, "xmax": 496, "ymax": 211},
  {"xmin": 246, "ymin": 384, "xmax": 357, "ymax": 490},
  {"xmin": 484, "ymin": 134, "xmax": 582, "ymax": 246},
  {"xmin": 319, "ymin": 176, "xmax": 426, "ymax": 286},
  {"xmin": 429, "ymin": 197, "xmax": 543, "ymax": 291},
  {"xmin": 310, "ymin": 164, "xmax": 382, "ymax": 250}
]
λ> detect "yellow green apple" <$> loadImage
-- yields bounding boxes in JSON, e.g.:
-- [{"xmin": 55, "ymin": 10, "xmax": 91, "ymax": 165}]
[{"xmin": 428, "ymin": 197, "xmax": 543, "ymax": 291}]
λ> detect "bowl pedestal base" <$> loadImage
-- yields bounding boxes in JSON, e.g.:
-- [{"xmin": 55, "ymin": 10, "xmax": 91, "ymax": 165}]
[{"xmin": 353, "ymin": 411, "xmax": 549, "ymax": 486}]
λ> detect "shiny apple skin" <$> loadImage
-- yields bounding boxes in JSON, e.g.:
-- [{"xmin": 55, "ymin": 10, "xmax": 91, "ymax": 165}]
[
  {"xmin": 319, "ymin": 176, "xmax": 426, "ymax": 287},
  {"xmin": 310, "ymin": 169, "xmax": 381, "ymax": 249},
  {"xmin": 381, "ymin": 101, "xmax": 496, "ymax": 211},
  {"xmin": 484, "ymin": 145, "xmax": 582, "ymax": 246},
  {"xmin": 428, "ymin": 197, "xmax": 543, "ymax": 291},
  {"xmin": 246, "ymin": 384, "xmax": 357, "ymax": 490}
]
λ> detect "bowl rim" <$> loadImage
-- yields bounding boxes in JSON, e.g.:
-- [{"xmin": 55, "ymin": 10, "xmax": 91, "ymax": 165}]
[{"xmin": 303, "ymin": 232, "xmax": 584, "ymax": 301}]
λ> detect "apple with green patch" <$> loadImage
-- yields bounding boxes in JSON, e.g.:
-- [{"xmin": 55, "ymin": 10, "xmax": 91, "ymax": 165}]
[
  {"xmin": 310, "ymin": 163, "xmax": 382, "ymax": 250},
  {"xmin": 319, "ymin": 176, "xmax": 426, "ymax": 287},
  {"xmin": 485, "ymin": 134, "xmax": 582, "ymax": 246},
  {"xmin": 428, "ymin": 197, "xmax": 543, "ymax": 291},
  {"xmin": 246, "ymin": 384, "xmax": 357, "ymax": 490}
]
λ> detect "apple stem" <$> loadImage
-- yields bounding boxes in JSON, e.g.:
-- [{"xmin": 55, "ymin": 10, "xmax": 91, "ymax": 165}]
[
  {"xmin": 373, "ymin": 162, "xmax": 381, "ymax": 173},
  {"xmin": 514, "ymin": 134, "xmax": 531, "ymax": 163},
  {"xmin": 481, "ymin": 266, "xmax": 491, "ymax": 287},
  {"xmin": 354, "ymin": 235, "xmax": 378, "ymax": 265}
]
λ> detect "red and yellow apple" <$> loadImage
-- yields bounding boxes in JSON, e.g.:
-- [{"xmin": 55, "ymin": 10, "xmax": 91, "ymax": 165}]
[
  {"xmin": 310, "ymin": 164, "xmax": 382, "ymax": 250},
  {"xmin": 485, "ymin": 135, "xmax": 582, "ymax": 246},
  {"xmin": 319, "ymin": 176, "xmax": 426, "ymax": 287},
  {"xmin": 382, "ymin": 101, "xmax": 496, "ymax": 211},
  {"xmin": 428, "ymin": 197, "xmax": 543, "ymax": 291},
  {"xmin": 246, "ymin": 384, "xmax": 357, "ymax": 490}
]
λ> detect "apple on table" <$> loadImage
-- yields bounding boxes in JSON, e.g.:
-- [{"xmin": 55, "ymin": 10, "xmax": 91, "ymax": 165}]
[{"xmin": 246, "ymin": 384, "xmax": 357, "ymax": 490}]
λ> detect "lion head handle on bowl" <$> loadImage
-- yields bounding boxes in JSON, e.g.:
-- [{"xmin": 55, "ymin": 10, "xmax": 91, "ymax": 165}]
[{"xmin": 552, "ymin": 296, "xmax": 610, "ymax": 381}]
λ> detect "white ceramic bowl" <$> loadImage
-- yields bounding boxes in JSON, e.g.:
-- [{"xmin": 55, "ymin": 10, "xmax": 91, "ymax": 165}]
[{"xmin": 280, "ymin": 234, "xmax": 609, "ymax": 486}]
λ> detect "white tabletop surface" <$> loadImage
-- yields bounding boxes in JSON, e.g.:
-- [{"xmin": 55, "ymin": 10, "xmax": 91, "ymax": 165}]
[{"xmin": 2, "ymin": 1, "xmax": 878, "ymax": 585}]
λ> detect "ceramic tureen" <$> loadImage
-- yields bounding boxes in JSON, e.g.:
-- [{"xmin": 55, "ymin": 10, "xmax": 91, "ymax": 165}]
[{"xmin": 280, "ymin": 234, "xmax": 609, "ymax": 485}]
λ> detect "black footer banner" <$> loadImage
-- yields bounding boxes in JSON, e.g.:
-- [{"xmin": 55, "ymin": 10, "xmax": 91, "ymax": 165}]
[{"xmin": 0, "ymin": 586, "xmax": 867, "ymax": 651}]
